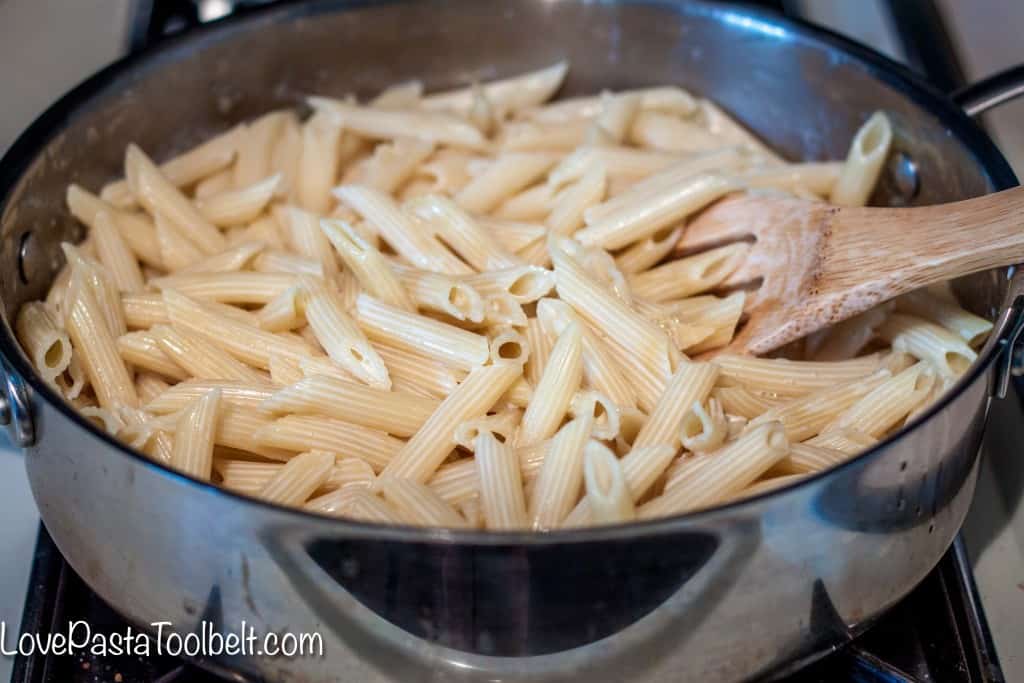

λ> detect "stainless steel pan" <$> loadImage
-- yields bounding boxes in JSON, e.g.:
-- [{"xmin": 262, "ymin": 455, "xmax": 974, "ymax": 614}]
[{"xmin": 1, "ymin": 2, "xmax": 1023, "ymax": 681}]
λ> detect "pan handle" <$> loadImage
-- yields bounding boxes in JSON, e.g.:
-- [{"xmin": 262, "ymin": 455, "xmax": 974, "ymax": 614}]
[
  {"xmin": 951, "ymin": 65, "xmax": 1024, "ymax": 116},
  {"xmin": 0, "ymin": 358, "xmax": 35, "ymax": 448}
]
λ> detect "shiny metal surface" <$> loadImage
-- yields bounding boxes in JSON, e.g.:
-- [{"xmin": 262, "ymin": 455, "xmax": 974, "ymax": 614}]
[
  {"xmin": 0, "ymin": 1, "xmax": 1019, "ymax": 681},
  {"xmin": 953, "ymin": 64, "xmax": 1024, "ymax": 116}
]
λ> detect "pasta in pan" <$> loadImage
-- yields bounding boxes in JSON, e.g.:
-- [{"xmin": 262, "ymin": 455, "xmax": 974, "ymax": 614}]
[{"xmin": 16, "ymin": 62, "xmax": 993, "ymax": 530}]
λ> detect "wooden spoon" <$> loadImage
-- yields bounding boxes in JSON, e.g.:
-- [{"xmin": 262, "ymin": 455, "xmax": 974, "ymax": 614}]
[{"xmin": 676, "ymin": 188, "xmax": 1024, "ymax": 355}]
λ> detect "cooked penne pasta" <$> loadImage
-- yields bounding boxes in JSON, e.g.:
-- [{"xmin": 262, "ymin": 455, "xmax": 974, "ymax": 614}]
[
  {"xmin": 529, "ymin": 415, "xmax": 593, "ymax": 529},
  {"xmin": 253, "ymin": 414, "xmax": 401, "ymax": 472},
  {"xmin": 407, "ymin": 194, "xmax": 521, "ymax": 271},
  {"xmin": 377, "ymin": 475, "xmax": 470, "ymax": 527},
  {"xmin": 261, "ymin": 374, "xmax": 437, "ymax": 438},
  {"xmin": 145, "ymin": 379, "xmax": 275, "ymax": 414},
  {"xmin": 456, "ymin": 152, "xmax": 558, "ymax": 214},
  {"xmin": 275, "ymin": 205, "xmax": 339, "ymax": 275},
  {"xmin": 583, "ymin": 441, "xmax": 636, "ymax": 525},
  {"xmin": 374, "ymin": 342, "xmax": 464, "ymax": 399},
  {"xmin": 234, "ymin": 112, "xmax": 288, "ymax": 188},
  {"xmin": 310, "ymin": 96, "xmax": 486, "ymax": 148},
  {"xmin": 515, "ymin": 321, "xmax": 583, "ymax": 447},
  {"xmin": 320, "ymin": 218, "xmax": 415, "ymax": 311},
  {"xmin": 152, "ymin": 271, "xmax": 297, "ymax": 305},
  {"xmin": 363, "ymin": 137, "xmax": 436, "ymax": 194},
  {"xmin": 475, "ymin": 432, "xmax": 530, "ymax": 529},
  {"xmin": 16, "ymin": 302, "xmax": 72, "ymax": 386},
  {"xmin": 632, "ymin": 361, "xmax": 719, "ymax": 449},
  {"xmin": 627, "ymin": 242, "xmax": 749, "ymax": 302},
  {"xmin": 169, "ymin": 389, "xmax": 221, "ymax": 479},
  {"xmin": 153, "ymin": 325, "xmax": 267, "ymax": 384},
  {"xmin": 395, "ymin": 268, "xmax": 484, "ymax": 322},
  {"xmin": 298, "ymin": 275, "xmax": 390, "ymax": 389},
  {"xmin": 258, "ymin": 451, "xmax": 336, "ymax": 506},
  {"xmin": 423, "ymin": 61, "xmax": 568, "ymax": 117},
  {"xmin": 197, "ymin": 174, "xmax": 281, "ymax": 226},
  {"xmin": 356, "ymin": 293, "xmax": 489, "ymax": 369},
  {"xmin": 877, "ymin": 314, "xmax": 976, "ymax": 377},
  {"xmin": 896, "ymin": 290, "xmax": 993, "ymax": 347},
  {"xmin": 830, "ymin": 112, "xmax": 893, "ymax": 207},
  {"xmin": 679, "ymin": 398, "xmax": 728, "ymax": 453},
  {"xmin": 713, "ymin": 354, "xmax": 882, "ymax": 397},
  {"xmin": 296, "ymin": 111, "xmax": 344, "ymax": 214},
  {"xmin": 382, "ymin": 363, "xmax": 521, "ymax": 482}
]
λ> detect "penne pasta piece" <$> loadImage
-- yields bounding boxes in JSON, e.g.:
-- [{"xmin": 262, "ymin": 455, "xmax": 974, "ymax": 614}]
[
  {"xmin": 632, "ymin": 361, "xmax": 719, "ymax": 450},
  {"xmin": 550, "ymin": 239, "xmax": 673, "ymax": 410},
  {"xmin": 134, "ymin": 372, "xmax": 170, "ymax": 405},
  {"xmin": 299, "ymin": 276, "xmax": 390, "ymax": 389},
  {"xmin": 528, "ymin": 85, "xmax": 697, "ymax": 124},
  {"xmin": 427, "ymin": 458, "xmax": 479, "ymax": 506},
  {"xmin": 258, "ymin": 451, "xmax": 336, "ymax": 506},
  {"xmin": 629, "ymin": 110, "xmax": 730, "ymax": 153},
  {"xmin": 422, "ymin": 61, "xmax": 568, "ymax": 117},
  {"xmin": 615, "ymin": 225, "xmax": 683, "ymax": 275},
  {"xmin": 749, "ymin": 370, "xmax": 891, "ymax": 441},
  {"xmin": 256, "ymin": 286, "xmax": 304, "ymax": 332},
  {"xmin": 641, "ymin": 421, "xmax": 789, "ymax": 518},
  {"xmin": 739, "ymin": 162, "xmax": 842, "ymax": 197},
  {"xmin": 152, "ymin": 271, "xmax": 296, "ymax": 305},
  {"xmin": 713, "ymin": 353, "xmax": 882, "ymax": 397},
  {"xmin": 177, "ymin": 241, "xmax": 265, "ymax": 275},
  {"xmin": 197, "ymin": 174, "xmax": 281, "ymax": 226},
  {"xmin": 728, "ymin": 474, "xmax": 807, "ymax": 501},
  {"xmin": 61, "ymin": 243, "xmax": 126, "ymax": 338},
  {"xmin": 659, "ymin": 292, "xmax": 747, "ymax": 354},
  {"xmin": 253, "ymin": 249, "xmax": 324, "ymax": 277},
  {"xmin": 374, "ymin": 342, "xmax": 464, "ymax": 399},
  {"xmin": 455, "ymin": 153, "xmax": 558, "ymax": 214},
  {"xmin": 501, "ymin": 376, "xmax": 534, "ymax": 409},
  {"xmin": 216, "ymin": 460, "xmax": 282, "ymax": 494},
  {"xmin": 535, "ymin": 298, "xmax": 638, "ymax": 409},
  {"xmin": 475, "ymin": 432, "xmax": 530, "ymax": 530},
  {"xmin": 344, "ymin": 489, "xmax": 404, "ymax": 523},
  {"xmin": 163, "ymin": 289, "xmax": 316, "ymax": 369},
  {"xmin": 515, "ymin": 321, "xmax": 583, "ymax": 448},
  {"xmin": 310, "ymin": 96, "xmax": 487, "ymax": 148},
  {"xmin": 67, "ymin": 186, "xmax": 165, "ymax": 270},
  {"xmin": 695, "ymin": 99, "xmax": 779, "ymax": 160},
  {"xmin": 274, "ymin": 204, "xmax": 338, "ymax": 275},
  {"xmin": 296, "ymin": 111, "xmax": 344, "ymax": 214},
  {"xmin": 254, "ymin": 414, "xmax": 401, "ymax": 472},
  {"xmin": 91, "ymin": 211, "xmax": 145, "ymax": 293},
  {"xmin": 454, "ymin": 409, "xmax": 522, "ymax": 449},
  {"xmin": 712, "ymin": 386, "xmax": 783, "ymax": 419},
  {"xmin": 356, "ymin": 293, "xmax": 489, "ymax": 370},
  {"xmin": 262, "ymin": 373, "xmax": 436, "ymax": 438},
  {"xmin": 101, "ymin": 125, "xmax": 241, "ymax": 208},
  {"xmin": 479, "ymin": 217, "xmax": 547, "ymax": 254},
  {"xmin": 584, "ymin": 147, "xmax": 747, "ymax": 225},
  {"xmin": 830, "ymin": 112, "xmax": 893, "ymax": 207},
  {"xmin": 628, "ymin": 242, "xmax": 749, "ymax": 302},
  {"xmin": 363, "ymin": 137, "xmax": 436, "ymax": 194},
  {"xmin": 194, "ymin": 168, "xmax": 234, "ymax": 199},
  {"xmin": 270, "ymin": 114, "xmax": 303, "ymax": 200},
  {"xmin": 823, "ymin": 362, "xmax": 936, "ymax": 437},
  {"xmin": 382, "ymin": 363, "xmax": 521, "ymax": 482},
  {"xmin": 407, "ymin": 194, "xmax": 521, "ymax": 271},
  {"xmin": 335, "ymin": 185, "xmax": 471, "ymax": 274},
  {"xmin": 679, "ymin": 398, "xmax": 728, "ymax": 453},
  {"xmin": 529, "ymin": 415, "xmax": 593, "ymax": 530},
  {"xmin": 16, "ymin": 302, "xmax": 72, "ymax": 386},
  {"xmin": 482, "ymin": 293, "xmax": 528, "ymax": 328},
  {"xmin": 500, "ymin": 119, "xmax": 587, "ymax": 152},
  {"xmin": 153, "ymin": 212, "xmax": 204, "ymax": 271},
  {"xmin": 547, "ymin": 146, "xmax": 683, "ymax": 189},
  {"xmin": 145, "ymin": 379, "xmax": 275, "ymax": 414},
  {"xmin": 170, "ymin": 389, "xmax": 221, "ymax": 480},
  {"xmin": 570, "ymin": 390, "xmax": 620, "ymax": 440},
  {"xmin": 524, "ymin": 317, "xmax": 553, "ymax": 387},
  {"xmin": 877, "ymin": 314, "xmax": 976, "ymax": 377},
  {"xmin": 153, "ymin": 324, "xmax": 268, "ymax": 384},
  {"xmin": 125, "ymin": 145, "xmax": 225, "ymax": 254},
  {"xmin": 774, "ymin": 443, "xmax": 850, "ymax": 475},
  {"xmin": 234, "ymin": 112, "xmax": 288, "ymax": 188},
  {"xmin": 488, "ymin": 327, "xmax": 529, "ymax": 367},
  {"xmin": 583, "ymin": 441, "xmax": 636, "ymax": 525},
  {"xmin": 493, "ymin": 182, "xmax": 557, "ymax": 222},
  {"xmin": 896, "ymin": 290, "xmax": 993, "ymax": 347},
  {"xmin": 576, "ymin": 173, "xmax": 738, "ymax": 250},
  {"xmin": 116, "ymin": 331, "xmax": 188, "ymax": 380},
  {"xmin": 395, "ymin": 269, "xmax": 484, "ymax": 323},
  {"xmin": 546, "ymin": 166, "xmax": 607, "ymax": 237},
  {"xmin": 371, "ymin": 80, "xmax": 424, "ymax": 108},
  {"xmin": 304, "ymin": 487, "xmax": 359, "ymax": 517},
  {"xmin": 377, "ymin": 475, "xmax": 470, "ymax": 528},
  {"xmin": 269, "ymin": 353, "xmax": 304, "ymax": 386}
]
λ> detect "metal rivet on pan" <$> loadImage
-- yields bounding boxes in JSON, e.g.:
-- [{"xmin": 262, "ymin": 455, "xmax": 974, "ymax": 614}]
[
  {"xmin": 891, "ymin": 152, "xmax": 920, "ymax": 201},
  {"xmin": 17, "ymin": 231, "xmax": 35, "ymax": 285}
]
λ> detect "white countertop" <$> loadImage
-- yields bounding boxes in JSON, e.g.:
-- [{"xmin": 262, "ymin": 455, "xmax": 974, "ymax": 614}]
[{"xmin": 0, "ymin": 2, "xmax": 1022, "ymax": 682}]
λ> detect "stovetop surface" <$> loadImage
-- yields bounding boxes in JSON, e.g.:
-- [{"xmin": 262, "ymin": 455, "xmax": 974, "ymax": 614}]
[{"xmin": 11, "ymin": 526, "xmax": 1003, "ymax": 683}]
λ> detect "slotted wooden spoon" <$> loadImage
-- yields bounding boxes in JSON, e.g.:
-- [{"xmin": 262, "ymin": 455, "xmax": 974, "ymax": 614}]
[{"xmin": 677, "ymin": 188, "xmax": 1024, "ymax": 355}]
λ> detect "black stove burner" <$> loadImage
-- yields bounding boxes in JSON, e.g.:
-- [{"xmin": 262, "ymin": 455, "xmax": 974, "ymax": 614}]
[{"xmin": 10, "ymin": 527, "xmax": 1003, "ymax": 683}]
